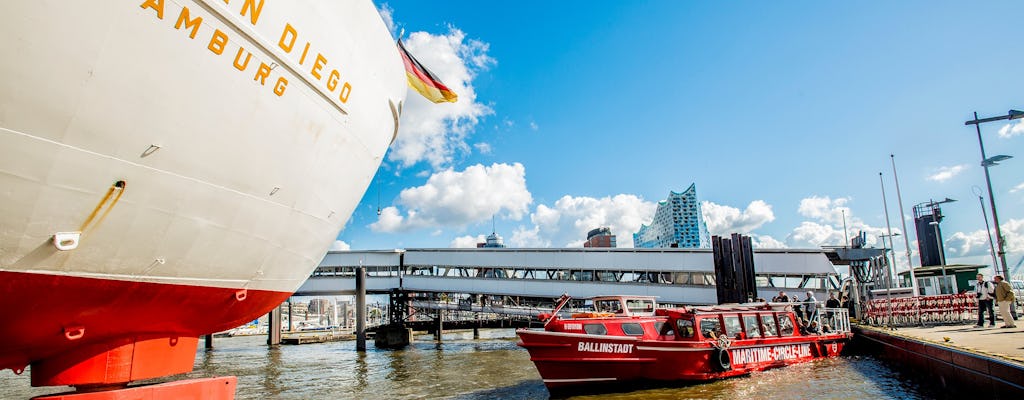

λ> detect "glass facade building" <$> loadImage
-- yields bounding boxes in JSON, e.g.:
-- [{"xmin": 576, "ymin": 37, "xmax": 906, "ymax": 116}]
[{"xmin": 633, "ymin": 183, "xmax": 710, "ymax": 248}]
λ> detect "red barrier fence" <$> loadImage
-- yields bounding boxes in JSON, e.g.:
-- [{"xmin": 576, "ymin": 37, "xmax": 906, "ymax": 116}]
[{"xmin": 864, "ymin": 293, "xmax": 977, "ymax": 326}]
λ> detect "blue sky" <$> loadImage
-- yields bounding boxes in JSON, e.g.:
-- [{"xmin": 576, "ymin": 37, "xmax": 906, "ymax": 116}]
[{"xmin": 335, "ymin": 1, "xmax": 1024, "ymax": 277}]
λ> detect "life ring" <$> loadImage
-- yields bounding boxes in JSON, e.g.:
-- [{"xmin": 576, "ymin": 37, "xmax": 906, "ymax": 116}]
[{"xmin": 711, "ymin": 347, "xmax": 732, "ymax": 372}]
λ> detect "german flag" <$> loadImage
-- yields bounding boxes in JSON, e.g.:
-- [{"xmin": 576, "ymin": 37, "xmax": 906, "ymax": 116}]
[{"xmin": 398, "ymin": 40, "xmax": 458, "ymax": 103}]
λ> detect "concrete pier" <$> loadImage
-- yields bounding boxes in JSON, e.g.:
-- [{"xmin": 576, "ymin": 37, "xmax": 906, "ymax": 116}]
[
  {"xmin": 355, "ymin": 266, "xmax": 366, "ymax": 351},
  {"xmin": 855, "ymin": 324, "xmax": 1023, "ymax": 398},
  {"xmin": 267, "ymin": 307, "xmax": 282, "ymax": 346}
]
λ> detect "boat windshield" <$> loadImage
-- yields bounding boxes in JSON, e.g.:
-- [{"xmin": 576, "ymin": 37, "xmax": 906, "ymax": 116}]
[
  {"xmin": 625, "ymin": 298, "xmax": 654, "ymax": 314},
  {"xmin": 594, "ymin": 299, "xmax": 623, "ymax": 314}
]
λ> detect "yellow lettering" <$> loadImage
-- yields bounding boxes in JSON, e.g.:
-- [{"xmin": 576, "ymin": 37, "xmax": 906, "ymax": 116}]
[
  {"xmin": 254, "ymin": 62, "xmax": 271, "ymax": 85},
  {"xmin": 233, "ymin": 47, "xmax": 252, "ymax": 71},
  {"xmin": 240, "ymin": 0, "xmax": 264, "ymax": 26},
  {"xmin": 274, "ymin": 77, "xmax": 288, "ymax": 96},
  {"xmin": 208, "ymin": 29, "xmax": 228, "ymax": 55},
  {"xmin": 278, "ymin": 23, "xmax": 297, "ymax": 53},
  {"xmin": 299, "ymin": 42, "xmax": 310, "ymax": 65},
  {"xmin": 338, "ymin": 82, "xmax": 351, "ymax": 103},
  {"xmin": 311, "ymin": 54, "xmax": 327, "ymax": 80},
  {"xmin": 174, "ymin": 7, "xmax": 202, "ymax": 39},
  {"xmin": 327, "ymin": 70, "xmax": 339, "ymax": 91},
  {"xmin": 140, "ymin": 0, "xmax": 165, "ymax": 19}
]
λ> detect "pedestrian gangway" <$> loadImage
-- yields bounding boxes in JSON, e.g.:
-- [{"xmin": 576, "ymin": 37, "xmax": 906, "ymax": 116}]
[{"xmin": 295, "ymin": 248, "xmax": 844, "ymax": 305}]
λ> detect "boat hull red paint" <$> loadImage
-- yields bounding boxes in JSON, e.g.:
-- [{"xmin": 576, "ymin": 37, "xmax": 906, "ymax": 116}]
[
  {"xmin": 33, "ymin": 376, "xmax": 237, "ymax": 400},
  {"xmin": 0, "ymin": 271, "xmax": 290, "ymax": 385}
]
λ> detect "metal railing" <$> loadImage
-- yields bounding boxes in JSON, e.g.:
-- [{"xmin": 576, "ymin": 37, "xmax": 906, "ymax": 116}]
[{"xmin": 863, "ymin": 293, "xmax": 976, "ymax": 327}]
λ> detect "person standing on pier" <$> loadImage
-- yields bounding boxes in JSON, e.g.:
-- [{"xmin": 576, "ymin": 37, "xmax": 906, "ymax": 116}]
[
  {"xmin": 994, "ymin": 275, "xmax": 1017, "ymax": 328},
  {"xmin": 975, "ymin": 273, "xmax": 996, "ymax": 328}
]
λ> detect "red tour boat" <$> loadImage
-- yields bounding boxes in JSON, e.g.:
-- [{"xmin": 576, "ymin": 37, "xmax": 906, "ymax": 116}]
[{"xmin": 517, "ymin": 295, "xmax": 851, "ymax": 392}]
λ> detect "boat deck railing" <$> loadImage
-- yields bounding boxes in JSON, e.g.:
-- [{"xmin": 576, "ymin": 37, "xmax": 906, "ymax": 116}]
[{"xmin": 818, "ymin": 307, "xmax": 851, "ymax": 333}]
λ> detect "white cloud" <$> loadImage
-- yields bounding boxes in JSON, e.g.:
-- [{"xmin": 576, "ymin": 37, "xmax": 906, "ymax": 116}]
[
  {"xmin": 329, "ymin": 240, "xmax": 350, "ymax": 251},
  {"xmin": 797, "ymin": 196, "xmax": 850, "ymax": 225},
  {"xmin": 529, "ymin": 121, "xmax": 539, "ymax": 131},
  {"xmin": 945, "ymin": 218, "xmax": 1024, "ymax": 268},
  {"xmin": 1010, "ymin": 182, "xmax": 1024, "ymax": 193},
  {"xmin": 511, "ymin": 225, "xmax": 549, "ymax": 248},
  {"xmin": 751, "ymin": 234, "xmax": 786, "ymax": 249},
  {"xmin": 473, "ymin": 142, "xmax": 492, "ymax": 154},
  {"xmin": 369, "ymin": 163, "xmax": 532, "ymax": 232},
  {"xmin": 927, "ymin": 164, "xmax": 967, "ymax": 182},
  {"xmin": 945, "ymin": 229, "xmax": 994, "ymax": 258},
  {"xmin": 451, "ymin": 235, "xmax": 484, "ymax": 248},
  {"xmin": 998, "ymin": 119, "xmax": 1024, "ymax": 138},
  {"xmin": 701, "ymin": 200, "xmax": 775, "ymax": 235},
  {"xmin": 788, "ymin": 196, "xmax": 894, "ymax": 250},
  {"xmin": 389, "ymin": 29, "xmax": 495, "ymax": 169},
  {"xmin": 509, "ymin": 194, "xmax": 657, "ymax": 248}
]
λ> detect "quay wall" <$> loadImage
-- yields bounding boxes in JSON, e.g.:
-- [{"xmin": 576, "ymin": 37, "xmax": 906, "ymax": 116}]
[{"xmin": 853, "ymin": 325, "xmax": 1024, "ymax": 399}]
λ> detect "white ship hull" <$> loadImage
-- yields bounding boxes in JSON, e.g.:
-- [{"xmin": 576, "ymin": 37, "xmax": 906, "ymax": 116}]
[{"xmin": 0, "ymin": 0, "xmax": 406, "ymax": 382}]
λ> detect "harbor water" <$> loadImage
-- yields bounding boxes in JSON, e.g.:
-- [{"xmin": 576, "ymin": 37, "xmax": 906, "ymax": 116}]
[{"xmin": 1, "ymin": 329, "xmax": 938, "ymax": 399}]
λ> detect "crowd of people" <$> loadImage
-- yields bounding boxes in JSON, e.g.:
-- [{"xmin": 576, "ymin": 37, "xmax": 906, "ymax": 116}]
[{"xmin": 770, "ymin": 290, "xmax": 846, "ymax": 335}]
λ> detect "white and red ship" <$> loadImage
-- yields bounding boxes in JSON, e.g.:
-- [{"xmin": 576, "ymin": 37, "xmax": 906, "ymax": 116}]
[
  {"xmin": 1, "ymin": 0, "xmax": 405, "ymax": 396},
  {"xmin": 517, "ymin": 295, "xmax": 852, "ymax": 393}
]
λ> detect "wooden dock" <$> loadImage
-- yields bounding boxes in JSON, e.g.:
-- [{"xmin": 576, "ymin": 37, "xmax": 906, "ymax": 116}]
[
  {"xmin": 280, "ymin": 330, "xmax": 355, "ymax": 345},
  {"xmin": 854, "ymin": 323, "xmax": 1023, "ymax": 398}
]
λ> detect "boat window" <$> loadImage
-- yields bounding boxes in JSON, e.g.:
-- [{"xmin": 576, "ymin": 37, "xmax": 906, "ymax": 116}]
[
  {"xmin": 743, "ymin": 315, "xmax": 761, "ymax": 338},
  {"xmin": 626, "ymin": 299, "xmax": 654, "ymax": 314},
  {"xmin": 583, "ymin": 323, "xmax": 608, "ymax": 335},
  {"xmin": 723, "ymin": 316, "xmax": 742, "ymax": 339},
  {"xmin": 676, "ymin": 319, "xmax": 695, "ymax": 338},
  {"xmin": 760, "ymin": 314, "xmax": 778, "ymax": 336},
  {"xmin": 655, "ymin": 321, "xmax": 674, "ymax": 337},
  {"xmin": 778, "ymin": 314, "xmax": 795, "ymax": 336},
  {"xmin": 621, "ymin": 323, "xmax": 645, "ymax": 336},
  {"xmin": 699, "ymin": 317, "xmax": 721, "ymax": 339},
  {"xmin": 594, "ymin": 299, "xmax": 623, "ymax": 313}
]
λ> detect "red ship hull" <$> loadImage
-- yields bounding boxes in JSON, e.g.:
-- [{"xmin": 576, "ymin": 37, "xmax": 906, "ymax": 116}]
[{"xmin": 0, "ymin": 271, "xmax": 290, "ymax": 386}]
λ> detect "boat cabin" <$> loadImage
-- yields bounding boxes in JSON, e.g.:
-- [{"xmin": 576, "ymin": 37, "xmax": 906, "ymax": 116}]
[
  {"xmin": 552, "ymin": 301, "xmax": 811, "ymax": 343},
  {"xmin": 590, "ymin": 295, "xmax": 657, "ymax": 317},
  {"xmin": 656, "ymin": 306, "xmax": 800, "ymax": 341}
]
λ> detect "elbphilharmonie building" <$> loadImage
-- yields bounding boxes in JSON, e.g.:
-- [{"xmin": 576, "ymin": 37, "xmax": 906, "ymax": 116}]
[{"xmin": 633, "ymin": 183, "xmax": 710, "ymax": 248}]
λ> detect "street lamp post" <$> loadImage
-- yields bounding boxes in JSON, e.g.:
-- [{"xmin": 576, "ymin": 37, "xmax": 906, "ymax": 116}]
[
  {"xmin": 965, "ymin": 109, "xmax": 1024, "ymax": 277},
  {"xmin": 973, "ymin": 186, "xmax": 1001, "ymax": 275}
]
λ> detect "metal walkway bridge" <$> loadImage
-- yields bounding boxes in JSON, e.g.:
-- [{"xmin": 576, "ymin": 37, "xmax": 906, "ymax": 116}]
[{"xmin": 295, "ymin": 248, "xmax": 843, "ymax": 305}]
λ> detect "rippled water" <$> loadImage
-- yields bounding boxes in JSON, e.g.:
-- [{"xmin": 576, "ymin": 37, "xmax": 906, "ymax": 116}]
[{"xmin": 1, "ymin": 329, "xmax": 937, "ymax": 399}]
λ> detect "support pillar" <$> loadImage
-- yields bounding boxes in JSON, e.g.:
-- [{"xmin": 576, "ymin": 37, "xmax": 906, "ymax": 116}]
[
  {"xmin": 356, "ymin": 266, "xmax": 366, "ymax": 351},
  {"xmin": 473, "ymin": 327, "xmax": 479, "ymax": 339},
  {"xmin": 267, "ymin": 306, "xmax": 281, "ymax": 346},
  {"xmin": 204, "ymin": 334, "xmax": 213, "ymax": 350},
  {"xmin": 287, "ymin": 299, "xmax": 293, "ymax": 332},
  {"xmin": 435, "ymin": 310, "xmax": 443, "ymax": 342}
]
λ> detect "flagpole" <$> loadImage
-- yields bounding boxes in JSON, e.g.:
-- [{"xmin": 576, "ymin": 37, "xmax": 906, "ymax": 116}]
[{"xmin": 891, "ymin": 154, "xmax": 917, "ymax": 295}]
